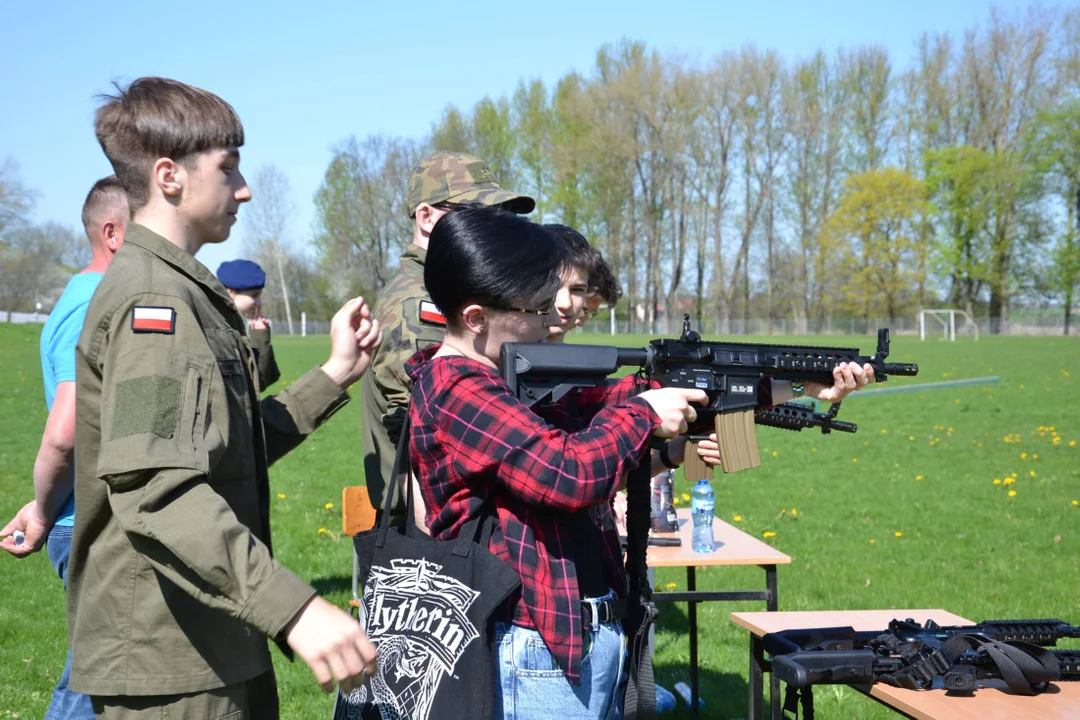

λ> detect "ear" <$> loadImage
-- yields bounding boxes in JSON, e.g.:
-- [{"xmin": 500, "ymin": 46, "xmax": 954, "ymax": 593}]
[
  {"xmin": 415, "ymin": 203, "xmax": 440, "ymax": 235},
  {"xmin": 152, "ymin": 157, "xmax": 184, "ymax": 199},
  {"xmin": 101, "ymin": 220, "xmax": 120, "ymax": 251},
  {"xmin": 460, "ymin": 304, "xmax": 488, "ymax": 336}
]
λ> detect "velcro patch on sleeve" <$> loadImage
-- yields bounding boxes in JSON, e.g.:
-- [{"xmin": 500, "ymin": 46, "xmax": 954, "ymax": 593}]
[
  {"xmin": 131, "ymin": 306, "xmax": 177, "ymax": 334},
  {"xmin": 418, "ymin": 300, "xmax": 446, "ymax": 327},
  {"xmin": 110, "ymin": 375, "xmax": 180, "ymax": 440}
]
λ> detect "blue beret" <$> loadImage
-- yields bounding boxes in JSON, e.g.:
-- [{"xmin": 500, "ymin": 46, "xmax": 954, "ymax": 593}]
[{"xmin": 216, "ymin": 259, "xmax": 266, "ymax": 291}]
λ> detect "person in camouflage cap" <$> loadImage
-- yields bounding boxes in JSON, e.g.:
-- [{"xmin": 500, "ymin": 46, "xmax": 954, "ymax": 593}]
[{"xmin": 362, "ymin": 152, "xmax": 535, "ymax": 523}]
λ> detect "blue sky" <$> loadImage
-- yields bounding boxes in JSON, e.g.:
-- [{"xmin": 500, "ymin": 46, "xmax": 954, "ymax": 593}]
[{"xmin": 0, "ymin": 0, "xmax": 1031, "ymax": 274}]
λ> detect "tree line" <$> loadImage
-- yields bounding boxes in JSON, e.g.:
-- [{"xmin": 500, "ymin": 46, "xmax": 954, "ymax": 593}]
[
  {"xmin": 309, "ymin": 5, "xmax": 1080, "ymax": 335},
  {"xmin": 3, "ymin": 6, "xmax": 1078, "ymax": 336}
]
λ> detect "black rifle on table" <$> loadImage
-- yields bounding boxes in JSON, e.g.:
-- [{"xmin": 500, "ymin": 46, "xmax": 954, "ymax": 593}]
[
  {"xmin": 762, "ymin": 618, "xmax": 1080, "ymax": 719},
  {"xmin": 500, "ymin": 313, "xmax": 919, "ymax": 473}
]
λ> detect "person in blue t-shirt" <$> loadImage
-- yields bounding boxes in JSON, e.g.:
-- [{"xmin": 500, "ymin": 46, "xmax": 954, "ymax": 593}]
[{"xmin": 0, "ymin": 176, "xmax": 128, "ymax": 720}]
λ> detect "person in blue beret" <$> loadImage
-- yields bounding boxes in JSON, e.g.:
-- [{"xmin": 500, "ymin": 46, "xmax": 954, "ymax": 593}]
[{"xmin": 217, "ymin": 259, "xmax": 281, "ymax": 389}]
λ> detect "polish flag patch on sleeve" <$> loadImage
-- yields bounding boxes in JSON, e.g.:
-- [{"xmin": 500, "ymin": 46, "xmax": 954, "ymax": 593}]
[
  {"xmin": 418, "ymin": 300, "xmax": 446, "ymax": 326},
  {"xmin": 131, "ymin": 306, "xmax": 177, "ymax": 334}
]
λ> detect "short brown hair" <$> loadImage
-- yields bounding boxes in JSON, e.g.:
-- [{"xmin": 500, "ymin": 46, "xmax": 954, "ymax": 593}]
[
  {"xmin": 94, "ymin": 77, "xmax": 244, "ymax": 213},
  {"xmin": 81, "ymin": 176, "xmax": 128, "ymax": 233}
]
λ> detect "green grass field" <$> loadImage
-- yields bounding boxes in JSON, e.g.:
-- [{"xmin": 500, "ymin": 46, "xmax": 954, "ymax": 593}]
[{"xmin": 1, "ymin": 323, "xmax": 1078, "ymax": 719}]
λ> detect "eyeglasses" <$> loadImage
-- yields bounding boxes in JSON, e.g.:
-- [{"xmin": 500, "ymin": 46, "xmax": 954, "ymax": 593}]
[{"xmin": 487, "ymin": 301, "xmax": 556, "ymax": 318}]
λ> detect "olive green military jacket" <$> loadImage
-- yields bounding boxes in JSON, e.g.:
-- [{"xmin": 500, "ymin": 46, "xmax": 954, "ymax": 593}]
[
  {"xmin": 249, "ymin": 325, "xmax": 281, "ymax": 389},
  {"xmin": 68, "ymin": 225, "xmax": 347, "ymax": 696},
  {"xmin": 361, "ymin": 244, "xmax": 444, "ymax": 516}
]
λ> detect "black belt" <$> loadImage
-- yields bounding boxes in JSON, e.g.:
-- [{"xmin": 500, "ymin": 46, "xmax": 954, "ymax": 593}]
[{"xmin": 582, "ymin": 597, "xmax": 627, "ymax": 629}]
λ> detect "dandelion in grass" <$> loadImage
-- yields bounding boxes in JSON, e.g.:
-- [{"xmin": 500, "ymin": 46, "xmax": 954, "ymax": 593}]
[
  {"xmin": 881, "ymin": 428, "xmax": 888, "ymax": 434},
  {"xmin": 993, "ymin": 479, "xmax": 1002, "ymax": 485},
  {"xmin": 277, "ymin": 493, "xmax": 286, "ymax": 500},
  {"xmin": 853, "ymin": 458, "xmax": 859, "ymax": 463},
  {"xmin": 894, "ymin": 532, "xmax": 903, "ymax": 538},
  {"xmin": 666, "ymin": 582, "xmax": 677, "ymax": 590},
  {"xmin": 791, "ymin": 508, "xmax": 798, "ymax": 517},
  {"xmin": 1021, "ymin": 452, "xmax": 1028, "ymax": 460},
  {"xmin": 869, "ymin": 539, "xmax": 876, "ymax": 544},
  {"xmin": 733, "ymin": 514, "xmax": 743, "ymax": 523},
  {"xmin": 1072, "ymin": 501, "xmax": 1079, "ymax": 507},
  {"xmin": 915, "ymin": 475, "xmax": 924, "ymax": 481},
  {"xmin": 325, "ymin": 503, "xmax": 334, "ymax": 510},
  {"xmin": 682, "ymin": 493, "xmax": 691, "ymax": 502},
  {"xmin": 673, "ymin": 497, "xmax": 680, "ymax": 505},
  {"xmin": 1071, "ymin": 441, "xmax": 1077, "ymax": 447},
  {"xmin": 1033, "ymin": 454, "xmax": 1039, "ymax": 460},
  {"xmin": 1030, "ymin": 470, "xmax": 1036, "ymax": 477},
  {"xmin": 908, "ymin": 436, "xmax": 915, "ymax": 441},
  {"xmin": 1008, "ymin": 490, "xmax": 1017, "ymax": 498},
  {"xmin": 318, "ymin": 528, "xmax": 328, "ymax": 535},
  {"xmin": 763, "ymin": 531, "xmax": 777, "ymax": 539},
  {"xmin": 772, "ymin": 451, "xmax": 779, "ymax": 457}
]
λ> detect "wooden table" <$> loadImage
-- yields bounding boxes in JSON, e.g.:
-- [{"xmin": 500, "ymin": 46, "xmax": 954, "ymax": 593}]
[
  {"xmin": 648, "ymin": 509, "xmax": 791, "ymax": 716},
  {"xmin": 731, "ymin": 609, "xmax": 1080, "ymax": 720}
]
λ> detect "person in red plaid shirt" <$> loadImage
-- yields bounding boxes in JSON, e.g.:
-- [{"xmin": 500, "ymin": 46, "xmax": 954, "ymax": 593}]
[{"xmin": 404, "ymin": 206, "xmax": 709, "ymax": 718}]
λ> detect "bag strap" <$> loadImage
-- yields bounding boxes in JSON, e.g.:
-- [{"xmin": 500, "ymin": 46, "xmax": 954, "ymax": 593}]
[{"xmin": 376, "ymin": 412, "xmax": 413, "ymax": 547}]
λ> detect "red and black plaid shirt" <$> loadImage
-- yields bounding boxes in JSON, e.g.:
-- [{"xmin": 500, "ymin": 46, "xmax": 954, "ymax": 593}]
[{"xmin": 406, "ymin": 346, "xmax": 658, "ymax": 683}]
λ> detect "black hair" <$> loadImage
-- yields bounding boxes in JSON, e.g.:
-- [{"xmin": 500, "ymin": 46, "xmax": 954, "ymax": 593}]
[
  {"xmin": 544, "ymin": 223, "xmax": 622, "ymax": 305},
  {"xmin": 544, "ymin": 224, "xmax": 598, "ymax": 277},
  {"xmin": 426, "ymin": 206, "xmax": 565, "ymax": 328},
  {"xmin": 588, "ymin": 255, "xmax": 622, "ymax": 306}
]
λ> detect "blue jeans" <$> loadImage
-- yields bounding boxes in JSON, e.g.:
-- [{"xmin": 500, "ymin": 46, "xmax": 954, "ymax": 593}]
[
  {"xmin": 493, "ymin": 592, "xmax": 627, "ymax": 720},
  {"xmin": 45, "ymin": 524, "xmax": 94, "ymax": 720}
]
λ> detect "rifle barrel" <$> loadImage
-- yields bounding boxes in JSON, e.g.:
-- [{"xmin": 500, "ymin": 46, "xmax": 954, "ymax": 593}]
[{"xmin": 881, "ymin": 362, "xmax": 919, "ymax": 376}]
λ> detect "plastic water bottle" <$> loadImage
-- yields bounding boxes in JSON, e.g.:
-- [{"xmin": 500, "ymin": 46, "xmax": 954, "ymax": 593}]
[
  {"xmin": 655, "ymin": 684, "xmax": 676, "ymax": 713},
  {"xmin": 690, "ymin": 479, "xmax": 716, "ymax": 553},
  {"xmin": 674, "ymin": 681, "xmax": 707, "ymax": 709},
  {"xmin": 650, "ymin": 470, "xmax": 679, "ymax": 533}
]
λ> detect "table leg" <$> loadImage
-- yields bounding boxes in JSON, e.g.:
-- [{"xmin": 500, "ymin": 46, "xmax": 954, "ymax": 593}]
[
  {"xmin": 749, "ymin": 633, "xmax": 764, "ymax": 720},
  {"xmin": 766, "ymin": 565, "xmax": 780, "ymax": 720},
  {"xmin": 688, "ymin": 565, "xmax": 699, "ymax": 717}
]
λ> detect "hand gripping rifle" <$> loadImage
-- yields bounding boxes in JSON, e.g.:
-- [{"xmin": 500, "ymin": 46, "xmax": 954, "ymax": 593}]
[
  {"xmin": 762, "ymin": 618, "xmax": 1080, "ymax": 718},
  {"xmin": 500, "ymin": 313, "xmax": 920, "ymax": 474}
]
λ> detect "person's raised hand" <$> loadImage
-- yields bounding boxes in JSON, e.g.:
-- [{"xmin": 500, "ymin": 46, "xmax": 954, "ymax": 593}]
[
  {"xmin": 0, "ymin": 500, "xmax": 49, "ymax": 558},
  {"xmin": 639, "ymin": 388, "xmax": 708, "ymax": 438},
  {"xmin": 286, "ymin": 596, "xmax": 378, "ymax": 694},
  {"xmin": 805, "ymin": 362, "xmax": 875, "ymax": 404},
  {"xmin": 321, "ymin": 297, "xmax": 383, "ymax": 389}
]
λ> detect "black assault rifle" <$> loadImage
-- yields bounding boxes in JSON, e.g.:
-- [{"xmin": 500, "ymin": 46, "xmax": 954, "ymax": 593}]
[
  {"xmin": 500, "ymin": 314, "xmax": 919, "ymax": 473},
  {"xmin": 762, "ymin": 618, "xmax": 1080, "ymax": 718}
]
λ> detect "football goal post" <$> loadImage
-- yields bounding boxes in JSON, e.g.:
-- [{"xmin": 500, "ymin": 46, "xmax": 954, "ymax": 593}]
[{"xmin": 919, "ymin": 309, "xmax": 979, "ymax": 341}]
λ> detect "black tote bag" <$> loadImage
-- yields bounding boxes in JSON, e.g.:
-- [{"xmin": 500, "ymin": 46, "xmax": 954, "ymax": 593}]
[{"xmin": 334, "ymin": 414, "xmax": 520, "ymax": 720}]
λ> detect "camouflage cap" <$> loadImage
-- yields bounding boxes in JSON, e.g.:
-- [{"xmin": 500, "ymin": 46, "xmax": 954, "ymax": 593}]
[{"xmin": 406, "ymin": 152, "xmax": 535, "ymax": 218}]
